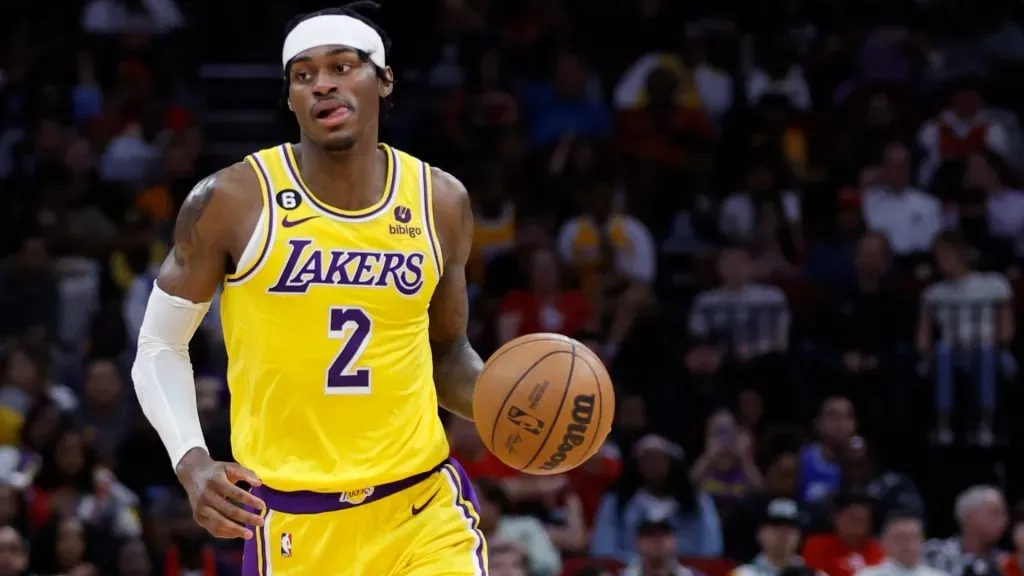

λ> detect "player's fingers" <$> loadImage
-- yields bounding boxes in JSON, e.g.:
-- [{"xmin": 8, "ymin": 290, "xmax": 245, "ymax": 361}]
[
  {"xmin": 206, "ymin": 491, "xmax": 265, "ymax": 529},
  {"xmin": 195, "ymin": 506, "xmax": 252, "ymax": 540},
  {"xmin": 218, "ymin": 481, "xmax": 266, "ymax": 518},
  {"xmin": 224, "ymin": 462, "xmax": 262, "ymax": 487}
]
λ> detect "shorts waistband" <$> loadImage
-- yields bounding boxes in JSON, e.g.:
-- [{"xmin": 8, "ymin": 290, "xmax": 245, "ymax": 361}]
[{"xmin": 253, "ymin": 459, "xmax": 449, "ymax": 515}]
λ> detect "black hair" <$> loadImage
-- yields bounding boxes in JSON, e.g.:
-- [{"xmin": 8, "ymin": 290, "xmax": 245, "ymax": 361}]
[
  {"xmin": 613, "ymin": 452, "xmax": 698, "ymax": 517},
  {"xmin": 881, "ymin": 509, "xmax": 924, "ymax": 532},
  {"xmin": 281, "ymin": 2, "xmax": 394, "ymax": 110}
]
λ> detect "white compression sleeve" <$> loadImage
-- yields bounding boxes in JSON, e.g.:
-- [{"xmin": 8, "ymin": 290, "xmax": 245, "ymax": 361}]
[{"xmin": 131, "ymin": 283, "xmax": 211, "ymax": 470}]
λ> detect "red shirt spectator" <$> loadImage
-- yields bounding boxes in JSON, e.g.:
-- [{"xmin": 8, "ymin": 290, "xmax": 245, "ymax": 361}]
[
  {"xmin": 802, "ymin": 533, "xmax": 884, "ymax": 576},
  {"xmin": 803, "ymin": 493, "xmax": 884, "ymax": 576},
  {"xmin": 497, "ymin": 247, "xmax": 592, "ymax": 344},
  {"xmin": 565, "ymin": 445, "xmax": 621, "ymax": 526}
]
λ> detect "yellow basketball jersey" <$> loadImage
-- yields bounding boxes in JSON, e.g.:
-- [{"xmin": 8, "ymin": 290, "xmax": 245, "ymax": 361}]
[{"xmin": 220, "ymin": 143, "xmax": 449, "ymax": 493}]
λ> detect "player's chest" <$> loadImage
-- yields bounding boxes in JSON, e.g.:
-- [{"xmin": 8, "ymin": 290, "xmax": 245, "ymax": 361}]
[{"xmin": 260, "ymin": 222, "xmax": 438, "ymax": 306}]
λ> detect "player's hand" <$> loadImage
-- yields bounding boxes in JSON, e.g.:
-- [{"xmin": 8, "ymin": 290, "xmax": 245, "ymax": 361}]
[{"xmin": 176, "ymin": 448, "xmax": 266, "ymax": 540}]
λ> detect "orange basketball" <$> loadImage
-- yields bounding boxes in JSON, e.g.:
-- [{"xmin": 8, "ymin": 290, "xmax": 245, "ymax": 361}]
[{"xmin": 472, "ymin": 333, "xmax": 615, "ymax": 475}]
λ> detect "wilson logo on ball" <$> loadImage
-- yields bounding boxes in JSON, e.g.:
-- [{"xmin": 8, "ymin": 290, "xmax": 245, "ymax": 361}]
[{"xmin": 539, "ymin": 394, "xmax": 595, "ymax": 471}]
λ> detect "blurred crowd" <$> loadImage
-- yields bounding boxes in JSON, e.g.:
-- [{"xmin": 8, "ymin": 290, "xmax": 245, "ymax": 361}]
[{"xmin": 2, "ymin": 0, "xmax": 1024, "ymax": 574}]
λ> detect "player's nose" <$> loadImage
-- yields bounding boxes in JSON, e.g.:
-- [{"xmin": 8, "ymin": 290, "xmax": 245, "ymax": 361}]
[{"xmin": 311, "ymin": 79, "xmax": 340, "ymax": 97}]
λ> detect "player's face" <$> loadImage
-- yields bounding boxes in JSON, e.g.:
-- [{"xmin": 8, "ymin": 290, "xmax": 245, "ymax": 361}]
[{"xmin": 287, "ymin": 45, "xmax": 393, "ymax": 152}]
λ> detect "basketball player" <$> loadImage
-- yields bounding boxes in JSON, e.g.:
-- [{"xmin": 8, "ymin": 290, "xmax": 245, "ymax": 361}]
[{"xmin": 131, "ymin": 3, "xmax": 490, "ymax": 574}]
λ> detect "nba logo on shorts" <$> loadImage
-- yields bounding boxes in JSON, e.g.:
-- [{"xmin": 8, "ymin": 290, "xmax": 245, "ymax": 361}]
[{"xmin": 280, "ymin": 533, "xmax": 293, "ymax": 558}]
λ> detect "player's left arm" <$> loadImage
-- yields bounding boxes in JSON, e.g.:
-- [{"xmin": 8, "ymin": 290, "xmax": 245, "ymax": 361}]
[{"xmin": 428, "ymin": 167, "xmax": 485, "ymax": 421}]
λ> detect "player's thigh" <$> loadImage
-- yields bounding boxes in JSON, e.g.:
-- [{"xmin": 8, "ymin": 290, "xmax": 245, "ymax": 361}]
[
  {"xmin": 396, "ymin": 462, "xmax": 489, "ymax": 576},
  {"xmin": 244, "ymin": 508, "xmax": 370, "ymax": 576}
]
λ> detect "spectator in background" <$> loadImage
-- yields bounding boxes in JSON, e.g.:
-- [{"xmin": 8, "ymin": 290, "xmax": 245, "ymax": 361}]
[
  {"xmin": 799, "ymin": 396, "xmax": 857, "ymax": 503},
  {"xmin": 719, "ymin": 160, "xmax": 802, "ymax": 256},
  {"xmin": 1000, "ymin": 503, "xmax": 1024, "ymax": 576},
  {"xmin": 828, "ymin": 232, "xmax": 910, "ymax": 380},
  {"xmin": 556, "ymin": 184, "xmax": 656, "ymax": 362},
  {"xmin": 29, "ymin": 514, "xmax": 93, "ymax": 576},
  {"xmin": 0, "ymin": 525, "xmax": 28, "ymax": 576},
  {"xmin": 948, "ymin": 151, "xmax": 1024, "ymax": 268},
  {"xmin": 686, "ymin": 246, "xmax": 790, "ymax": 403},
  {"xmin": 115, "ymin": 538, "xmax": 152, "ymax": 576},
  {"xmin": 521, "ymin": 50, "xmax": 611, "ymax": 147},
  {"xmin": 690, "ymin": 409, "xmax": 762, "ymax": 513},
  {"xmin": 922, "ymin": 486, "xmax": 1007, "ymax": 576},
  {"xmin": 468, "ymin": 165, "xmax": 517, "ymax": 295},
  {"xmin": 731, "ymin": 498, "xmax": 808, "ymax": 576},
  {"xmin": 477, "ymin": 479, "xmax": 562, "ymax": 576},
  {"xmin": 488, "ymin": 538, "xmax": 530, "ymax": 576},
  {"xmin": 0, "ymin": 236, "xmax": 59, "ymax": 340},
  {"xmin": 839, "ymin": 439, "xmax": 925, "ymax": 532},
  {"xmin": 861, "ymin": 142, "xmax": 943, "ymax": 259},
  {"xmin": 725, "ymin": 429, "xmax": 831, "ymax": 562},
  {"xmin": 802, "ymin": 491, "xmax": 885, "ymax": 576},
  {"xmin": 591, "ymin": 434, "xmax": 722, "ymax": 561},
  {"xmin": 566, "ymin": 445, "xmax": 623, "ymax": 528},
  {"xmin": 857, "ymin": 512, "xmax": 945, "ymax": 576},
  {"xmin": 917, "ymin": 82, "xmax": 1011, "ymax": 187},
  {"xmin": 619, "ymin": 517, "xmax": 702, "ymax": 576},
  {"xmin": 918, "ymin": 231, "xmax": 1013, "ymax": 446},
  {"xmin": 615, "ymin": 64, "xmax": 716, "ymax": 170},
  {"xmin": 804, "ymin": 189, "xmax": 865, "ymax": 289},
  {"xmin": 74, "ymin": 359, "xmax": 130, "ymax": 463},
  {"xmin": 497, "ymin": 246, "xmax": 593, "ymax": 344},
  {"xmin": 747, "ymin": 37, "xmax": 812, "ymax": 112}
]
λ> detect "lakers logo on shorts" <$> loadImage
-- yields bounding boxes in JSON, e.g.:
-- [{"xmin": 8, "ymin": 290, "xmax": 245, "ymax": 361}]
[{"xmin": 339, "ymin": 487, "xmax": 375, "ymax": 505}]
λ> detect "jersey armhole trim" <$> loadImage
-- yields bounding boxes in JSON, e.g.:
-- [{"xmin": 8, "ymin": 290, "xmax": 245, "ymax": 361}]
[
  {"xmin": 225, "ymin": 155, "xmax": 275, "ymax": 284},
  {"xmin": 421, "ymin": 161, "xmax": 444, "ymax": 278}
]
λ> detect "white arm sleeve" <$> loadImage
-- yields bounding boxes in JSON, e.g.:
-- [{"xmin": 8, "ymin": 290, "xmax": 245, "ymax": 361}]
[{"xmin": 131, "ymin": 283, "xmax": 211, "ymax": 470}]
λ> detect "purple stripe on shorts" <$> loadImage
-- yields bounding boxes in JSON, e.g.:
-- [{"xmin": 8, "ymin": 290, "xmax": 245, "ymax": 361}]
[
  {"xmin": 445, "ymin": 459, "xmax": 488, "ymax": 575},
  {"xmin": 241, "ymin": 506, "xmax": 264, "ymax": 576},
  {"xmin": 253, "ymin": 460, "xmax": 447, "ymax": 515}
]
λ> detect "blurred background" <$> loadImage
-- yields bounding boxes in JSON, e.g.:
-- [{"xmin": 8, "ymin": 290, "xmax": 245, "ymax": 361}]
[{"xmin": 2, "ymin": 0, "xmax": 1024, "ymax": 574}]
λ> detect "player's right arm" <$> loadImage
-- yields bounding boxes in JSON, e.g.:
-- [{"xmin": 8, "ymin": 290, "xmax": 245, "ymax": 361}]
[{"xmin": 131, "ymin": 163, "xmax": 265, "ymax": 540}]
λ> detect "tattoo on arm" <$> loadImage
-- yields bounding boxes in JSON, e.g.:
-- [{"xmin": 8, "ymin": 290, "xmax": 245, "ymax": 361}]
[
  {"xmin": 429, "ymin": 169, "xmax": 482, "ymax": 421},
  {"xmin": 431, "ymin": 336, "xmax": 484, "ymax": 421},
  {"xmin": 172, "ymin": 175, "xmax": 218, "ymax": 265}
]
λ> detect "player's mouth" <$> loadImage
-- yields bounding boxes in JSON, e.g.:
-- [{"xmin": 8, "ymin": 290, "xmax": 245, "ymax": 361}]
[{"xmin": 311, "ymin": 101, "xmax": 353, "ymax": 128}]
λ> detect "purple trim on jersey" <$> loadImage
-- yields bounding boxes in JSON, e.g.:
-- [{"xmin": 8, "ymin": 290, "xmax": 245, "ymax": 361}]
[
  {"xmin": 253, "ymin": 459, "xmax": 447, "ymax": 515},
  {"xmin": 285, "ymin": 144, "xmax": 399, "ymax": 220},
  {"xmin": 226, "ymin": 155, "xmax": 276, "ymax": 285},
  {"xmin": 420, "ymin": 161, "xmax": 442, "ymax": 276},
  {"xmin": 445, "ymin": 459, "xmax": 488, "ymax": 575}
]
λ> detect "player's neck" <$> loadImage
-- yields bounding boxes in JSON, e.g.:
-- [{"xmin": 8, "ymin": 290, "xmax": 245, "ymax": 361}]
[{"xmin": 296, "ymin": 136, "xmax": 385, "ymax": 211}]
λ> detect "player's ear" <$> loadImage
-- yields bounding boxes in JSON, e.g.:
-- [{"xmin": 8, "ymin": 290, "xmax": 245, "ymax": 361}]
[{"xmin": 379, "ymin": 67, "xmax": 394, "ymax": 99}]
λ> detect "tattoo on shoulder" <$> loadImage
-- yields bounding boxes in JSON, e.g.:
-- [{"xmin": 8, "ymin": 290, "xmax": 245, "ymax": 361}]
[{"xmin": 173, "ymin": 174, "xmax": 218, "ymax": 263}]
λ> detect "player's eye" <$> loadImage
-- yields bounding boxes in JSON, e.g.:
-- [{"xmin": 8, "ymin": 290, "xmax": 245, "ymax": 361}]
[
  {"xmin": 294, "ymin": 70, "xmax": 312, "ymax": 82},
  {"xmin": 334, "ymin": 63, "xmax": 353, "ymax": 74}
]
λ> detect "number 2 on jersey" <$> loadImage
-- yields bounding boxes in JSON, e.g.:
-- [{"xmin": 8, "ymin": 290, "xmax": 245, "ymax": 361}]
[{"xmin": 326, "ymin": 307, "xmax": 372, "ymax": 393}]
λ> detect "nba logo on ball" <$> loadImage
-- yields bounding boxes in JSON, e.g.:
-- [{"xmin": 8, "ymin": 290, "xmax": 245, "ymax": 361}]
[
  {"xmin": 280, "ymin": 533, "xmax": 293, "ymax": 558},
  {"xmin": 393, "ymin": 205, "xmax": 412, "ymax": 223}
]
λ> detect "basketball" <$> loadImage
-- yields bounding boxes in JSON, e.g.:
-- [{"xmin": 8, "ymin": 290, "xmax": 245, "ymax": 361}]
[{"xmin": 472, "ymin": 333, "xmax": 615, "ymax": 475}]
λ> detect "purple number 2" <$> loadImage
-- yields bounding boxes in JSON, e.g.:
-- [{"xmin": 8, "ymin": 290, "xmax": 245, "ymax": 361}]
[{"xmin": 326, "ymin": 307, "xmax": 372, "ymax": 394}]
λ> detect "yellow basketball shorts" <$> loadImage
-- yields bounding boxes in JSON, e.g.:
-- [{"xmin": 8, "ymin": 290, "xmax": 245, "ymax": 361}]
[{"xmin": 242, "ymin": 458, "xmax": 488, "ymax": 575}]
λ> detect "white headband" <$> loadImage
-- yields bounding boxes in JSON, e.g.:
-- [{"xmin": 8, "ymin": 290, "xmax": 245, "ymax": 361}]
[{"xmin": 282, "ymin": 15, "xmax": 386, "ymax": 70}]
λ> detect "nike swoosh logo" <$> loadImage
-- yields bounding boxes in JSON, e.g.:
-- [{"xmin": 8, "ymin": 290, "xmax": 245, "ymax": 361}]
[
  {"xmin": 281, "ymin": 215, "xmax": 320, "ymax": 228},
  {"xmin": 411, "ymin": 489, "xmax": 440, "ymax": 515}
]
